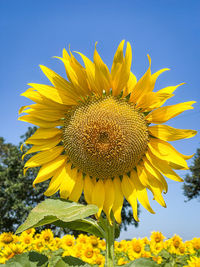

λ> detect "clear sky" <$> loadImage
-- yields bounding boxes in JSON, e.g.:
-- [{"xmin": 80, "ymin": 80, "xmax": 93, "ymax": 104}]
[{"xmin": 0, "ymin": 0, "xmax": 200, "ymax": 240}]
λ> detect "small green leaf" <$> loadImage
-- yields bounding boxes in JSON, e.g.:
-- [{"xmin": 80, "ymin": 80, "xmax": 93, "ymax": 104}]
[
  {"xmin": 55, "ymin": 256, "xmax": 91, "ymax": 266},
  {"xmin": 159, "ymin": 249, "xmax": 171, "ymax": 259},
  {"xmin": 16, "ymin": 199, "xmax": 98, "ymax": 234},
  {"xmin": 2, "ymin": 252, "xmax": 48, "ymax": 267},
  {"xmin": 123, "ymin": 258, "xmax": 159, "ymax": 267},
  {"xmin": 55, "ymin": 218, "xmax": 105, "ymax": 239}
]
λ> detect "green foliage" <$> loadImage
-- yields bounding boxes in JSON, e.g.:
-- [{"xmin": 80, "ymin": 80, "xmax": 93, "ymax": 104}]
[
  {"xmin": 183, "ymin": 148, "xmax": 200, "ymax": 200},
  {"xmin": 55, "ymin": 219, "xmax": 105, "ymax": 239},
  {"xmin": 15, "ymin": 199, "xmax": 104, "ymax": 237},
  {"xmin": 1, "ymin": 252, "xmax": 91, "ymax": 267},
  {"xmin": 123, "ymin": 258, "xmax": 159, "ymax": 266},
  {"xmin": 1, "ymin": 252, "xmax": 48, "ymax": 267},
  {"xmin": 0, "ymin": 127, "xmax": 48, "ymax": 233},
  {"xmin": 2, "ymin": 252, "xmax": 161, "ymax": 267}
]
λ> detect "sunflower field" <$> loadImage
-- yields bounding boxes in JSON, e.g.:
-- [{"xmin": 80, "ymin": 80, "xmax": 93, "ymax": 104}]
[{"xmin": 0, "ymin": 229, "xmax": 200, "ymax": 266}]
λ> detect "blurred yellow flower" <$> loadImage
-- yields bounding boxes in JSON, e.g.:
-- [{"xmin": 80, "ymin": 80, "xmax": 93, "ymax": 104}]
[
  {"xmin": 150, "ymin": 231, "xmax": 166, "ymax": 243},
  {"xmin": 184, "ymin": 256, "xmax": 200, "ymax": 267},
  {"xmin": 61, "ymin": 234, "xmax": 75, "ymax": 248},
  {"xmin": 128, "ymin": 238, "xmax": 145, "ymax": 260},
  {"xmin": 40, "ymin": 229, "xmax": 54, "ymax": 244},
  {"xmin": 0, "ymin": 230, "xmax": 200, "ymax": 265}
]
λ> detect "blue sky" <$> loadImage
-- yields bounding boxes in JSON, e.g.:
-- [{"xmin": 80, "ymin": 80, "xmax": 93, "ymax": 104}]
[{"xmin": 0, "ymin": 0, "xmax": 200, "ymax": 240}]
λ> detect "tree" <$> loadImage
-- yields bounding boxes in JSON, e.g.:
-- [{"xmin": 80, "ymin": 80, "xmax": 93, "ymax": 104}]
[
  {"xmin": 183, "ymin": 148, "xmax": 200, "ymax": 200},
  {"xmin": 0, "ymin": 127, "xmax": 48, "ymax": 233},
  {"xmin": 0, "ymin": 127, "xmax": 139, "ymax": 234}
]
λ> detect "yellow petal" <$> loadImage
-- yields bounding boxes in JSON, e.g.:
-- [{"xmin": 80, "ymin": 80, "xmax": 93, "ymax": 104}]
[
  {"xmin": 24, "ymin": 146, "xmax": 64, "ymax": 170},
  {"xmin": 24, "ymin": 108, "xmax": 65, "ymax": 121},
  {"xmin": 149, "ymin": 124, "xmax": 197, "ymax": 141},
  {"xmin": 18, "ymin": 115, "xmax": 62, "ymax": 128},
  {"xmin": 59, "ymin": 165, "xmax": 77, "ymax": 199},
  {"xmin": 23, "ymin": 137, "xmax": 62, "ymax": 160},
  {"xmin": 21, "ymin": 88, "xmax": 43, "ymax": 103},
  {"xmin": 146, "ymin": 101, "xmax": 196, "ymax": 124},
  {"xmin": 151, "ymin": 68, "xmax": 170, "ymax": 84},
  {"xmin": 111, "ymin": 41, "xmax": 132, "ymax": 96},
  {"xmin": 130, "ymin": 170, "xmax": 155, "ymax": 214},
  {"xmin": 33, "ymin": 155, "xmax": 67, "ymax": 186},
  {"xmin": 112, "ymin": 177, "xmax": 124, "ymax": 224},
  {"xmin": 22, "ymin": 136, "xmax": 62, "ymax": 160},
  {"xmin": 121, "ymin": 174, "xmax": 139, "ymax": 221},
  {"xmin": 136, "ymin": 91, "xmax": 173, "ymax": 112},
  {"xmin": 178, "ymin": 152, "xmax": 194, "ymax": 160},
  {"xmin": 21, "ymin": 88, "xmax": 67, "ymax": 109},
  {"xmin": 144, "ymin": 168, "xmax": 166, "ymax": 208},
  {"xmin": 39, "ymin": 65, "xmax": 80, "ymax": 99},
  {"xmin": 103, "ymin": 179, "xmax": 115, "ymax": 224},
  {"xmin": 56, "ymin": 56, "xmax": 88, "ymax": 97},
  {"xmin": 134, "ymin": 66, "xmax": 170, "ymax": 107},
  {"xmin": 75, "ymin": 52, "xmax": 101, "ymax": 95},
  {"xmin": 68, "ymin": 172, "xmax": 84, "ymax": 202},
  {"xmin": 143, "ymin": 157, "xmax": 168, "ymax": 193},
  {"xmin": 94, "ymin": 43, "xmax": 111, "ymax": 95},
  {"xmin": 111, "ymin": 40, "xmax": 125, "ymax": 77},
  {"xmin": 44, "ymin": 166, "xmax": 65, "ymax": 196},
  {"xmin": 84, "ymin": 175, "xmax": 95, "ymax": 204},
  {"xmin": 157, "ymin": 83, "xmax": 185, "ymax": 94},
  {"xmin": 148, "ymin": 138, "xmax": 189, "ymax": 170},
  {"xmin": 146, "ymin": 150, "xmax": 183, "ymax": 182},
  {"xmin": 92, "ymin": 180, "xmax": 105, "ymax": 218},
  {"xmin": 28, "ymin": 83, "xmax": 77, "ymax": 105},
  {"xmin": 123, "ymin": 72, "xmax": 137, "ymax": 97},
  {"xmin": 130, "ymin": 55, "xmax": 169, "ymax": 104},
  {"xmin": 136, "ymin": 162, "xmax": 149, "ymax": 187},
  {"xmin": 19, "ymin": 105, "xmax": 29, "ymax": 115},
  {"xmin": 25, "ymin": 128, "xmax": 62, "ymax": 142},
  {"xmin": 63, "ymin": 49, "xmax": 89, "ymax": 94},
  {"xmin": 19, "ymin": 103, "xmax": 68, "ymax": 114}
]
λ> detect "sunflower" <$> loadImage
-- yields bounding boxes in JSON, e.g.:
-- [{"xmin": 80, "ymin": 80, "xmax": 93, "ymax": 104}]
[
  {"xmin": 150, "ymin": 231, "xmax": 166, "ymax": 243},
  {"xmin": 19, "ymin": 40, "xmax": 197, "ymax": 224}
]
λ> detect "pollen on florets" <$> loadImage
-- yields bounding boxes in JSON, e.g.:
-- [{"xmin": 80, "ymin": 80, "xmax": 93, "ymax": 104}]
[{"xmin": 63, "ymin": 96, "xmax": 149, "ymax": 179}]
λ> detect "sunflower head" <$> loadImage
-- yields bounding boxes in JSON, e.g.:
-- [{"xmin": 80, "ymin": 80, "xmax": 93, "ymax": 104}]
[
  {"xmin": 63, "ymin": 96, "xmax": 149, "ymax": 179},
  {"xmin": 19, "ymin": 41, "xmax": 197, "ymax": 224}
]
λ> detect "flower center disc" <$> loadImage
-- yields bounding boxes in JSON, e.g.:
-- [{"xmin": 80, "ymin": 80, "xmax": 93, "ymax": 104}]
[{"xmin": 63, "ymin": 97, "xmax": 149, "ymax": 179}]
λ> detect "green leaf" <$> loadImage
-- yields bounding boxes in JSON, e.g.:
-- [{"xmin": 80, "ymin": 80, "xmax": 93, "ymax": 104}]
[
  {"xmin": 159, "ymin": 249, "xmax": 171, "ymax": 259},
  {"xmin": 2, "ymin": 252, "xmax": 48, "ymax": 267},
  {"xmin": 161, "ymin": 263, "xmax": 173, "ymax": 267},
  {"xmin": 123, "ymin": 258, "xmax": 159, "ymax": 267},
  {"xmin": 16, "ymin": 199, "xmax": 98, "ymax": 234},
  {"xmin": 54, "ymin": 256, "xmax": 91, "ymax": 267},
  {"xmin": 54, "ymin": 218, "xmax": 105, "ymax": 239}
]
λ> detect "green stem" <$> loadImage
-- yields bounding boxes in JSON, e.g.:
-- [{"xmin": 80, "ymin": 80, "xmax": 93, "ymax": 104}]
[{"xmin": 105, "ymin": 215, "xmax": 115, "ymax": 267}]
